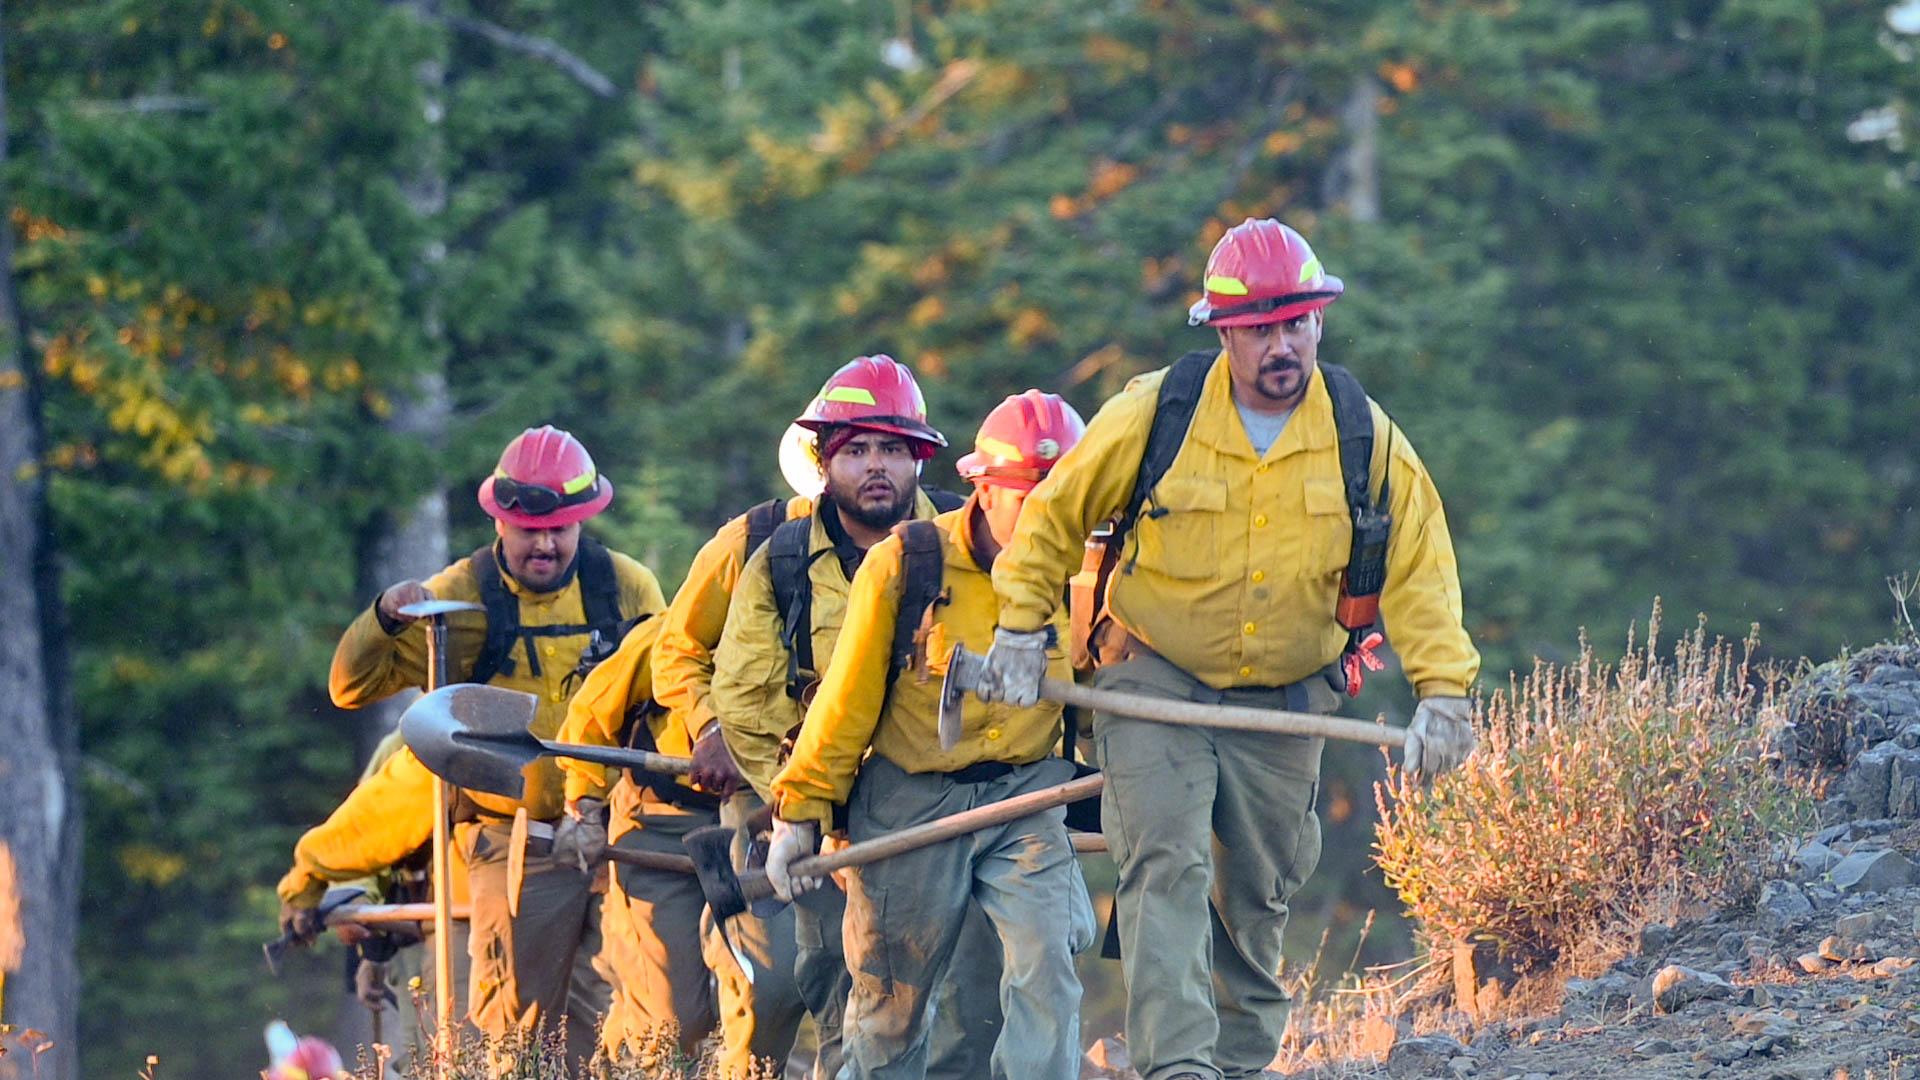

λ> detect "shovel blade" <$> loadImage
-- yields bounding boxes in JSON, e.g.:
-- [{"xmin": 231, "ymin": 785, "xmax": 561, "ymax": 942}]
[
  {"xmin": 937, "ymin": 644, "xmax": 984, "ymax": 751},
  {"xmin": 401, "ymin": 684, "xmax": 543, "ymax": 798},
  {"xmin": 395, "ymin": 599, "xmax": 485, "ymax": 620}
]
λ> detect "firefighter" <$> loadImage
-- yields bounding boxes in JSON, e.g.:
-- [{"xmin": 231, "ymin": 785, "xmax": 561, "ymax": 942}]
[
  {"xmin": 633, "ymin": 471, "xmax": 815, "ymax": 1070},
  {"xmin": 710, "ymin": 355, "xmax": 1001, "ymax": 1079},
  {"xmin": 973, "ymin": 220, "xmax": 1481, "ymax": 1080},
  {"xmin": 275, "ymin": 728, "xmax": 471, "ymax": 1060},
  {"xmin": 316, "ymin": 425, "xmax": 666, "ymax": 1073},
  {"xmin": 550, "ymin": 612, "xmax": 724, "ymax": 1063},
  {"xmin": 768, "ymin": 390, "xmax": 1097, "ymax": 1079}
]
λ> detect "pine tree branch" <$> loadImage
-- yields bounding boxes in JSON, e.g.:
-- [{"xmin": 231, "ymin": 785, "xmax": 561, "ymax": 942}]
[{"xmin": 442, "ymin": 13, "xmax": 616, "ymax": 99}]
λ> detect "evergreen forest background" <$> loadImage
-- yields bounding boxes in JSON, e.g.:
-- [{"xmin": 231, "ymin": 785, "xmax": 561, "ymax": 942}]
[{"xmin": 2, "ymin": 0, "xmax": 1916, "ymax": 1074}]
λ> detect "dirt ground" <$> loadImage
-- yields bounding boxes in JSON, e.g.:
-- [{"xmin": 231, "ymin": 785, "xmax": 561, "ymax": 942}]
[{"xmin": 1085, "ymin": 823, "xmax": 1920, "ymax": 1080}]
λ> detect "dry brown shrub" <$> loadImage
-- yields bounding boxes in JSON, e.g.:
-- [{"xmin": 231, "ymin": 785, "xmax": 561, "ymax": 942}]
[{"xmin": 1372, "ymin": 604, "xmax": 1814, "ymax": 984}]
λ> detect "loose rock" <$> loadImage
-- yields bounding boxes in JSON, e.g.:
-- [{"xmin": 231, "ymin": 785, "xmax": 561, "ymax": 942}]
[
  {"xmin": 1756, "ymin": 880, "xmax": 1814, "ymax": 931},
  {"xmin": 1832, "ymin": 849, "xmax": 1920, "ymax": 893},
  {"xmin": 1652, "ymin": 964, "xmax": 1734, "ymax": 1013}
]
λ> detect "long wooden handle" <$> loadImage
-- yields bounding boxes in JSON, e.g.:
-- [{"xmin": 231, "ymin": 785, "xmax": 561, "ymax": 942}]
[
  {"xmin": 1043, "ymin": 677, "xmax": 1403, "ymax": 749},
  {"xmin": 539, "ymin": 739, "xmax": 693, "ymax": 776},
  {"xmin": 737, "ymin": 773, "xmax": 1106, "ymax": 903},
  {"xmin": 327, "ymin": 902, "xmax": 470, "ymax": 926}
]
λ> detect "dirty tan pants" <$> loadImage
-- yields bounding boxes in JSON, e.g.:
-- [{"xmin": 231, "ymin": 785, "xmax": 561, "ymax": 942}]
[
  {"xmin": 841, "ymin": 755, "xmax": 1095, "ymax": 1080},
  {"xmin": 1093, "ymin": 651, "xmax": 1331, "ymax": 1080},
  {"xmin": 599, "ymin": 784, "xmax": 718, "ymax": 1060},
  {"xmin": 459, "ymin": 820, "xmax": 611, "ymax": 1075}
]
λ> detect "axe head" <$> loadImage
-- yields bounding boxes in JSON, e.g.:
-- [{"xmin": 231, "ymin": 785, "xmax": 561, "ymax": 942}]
[
  {"xmin": 685, "ymin": 824, "xmax": 750, "ymax": 923},
  {"xmin": 395, "ymin": 599, "xmax": 485, "ymax": 620},
  {"xmin": 938, "ymin": 644, "xmax": 987, "ymax": 751},
  {"xmin": 400, "ymin": 684, "xmax": 543, "ymax": 798}
]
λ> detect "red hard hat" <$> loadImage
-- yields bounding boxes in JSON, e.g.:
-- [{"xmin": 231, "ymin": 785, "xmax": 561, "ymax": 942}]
[
  {"xmin": 476, "ymin": 424, "xmax": 614, "ymax": 529},
  {"xmin": 267, "ymin": 1036, "xmax": 346, "ymax": 1080},
  {"xmin": 1187, "ymin": 218, "xmax": 1344, "ymax": 327},
  {"xmin": 794, "ymin": 355, "xmax": 946, "ymax": 460},
  {"xmin": 957, "ymin": 390, "xmax": 1086, "ymax": 491}
]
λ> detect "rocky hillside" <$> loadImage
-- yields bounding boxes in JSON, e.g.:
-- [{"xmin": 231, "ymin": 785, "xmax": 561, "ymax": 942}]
[{"xmin": 1082, "ymin": 643, "xmax": 1920, "ymax": 1080}]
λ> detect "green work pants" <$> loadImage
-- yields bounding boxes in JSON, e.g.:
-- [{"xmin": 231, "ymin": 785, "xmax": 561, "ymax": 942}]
[
  {"xmin": 459, "ymin": 820, "xmax": 611, "ymax": 1077},
  {"xmin": 1093, "ymin": 651, "xmax": 1331, "ymax": 1080},
  {"xmin": 841, "ymin": 755, "xmax": 1094, "ymax": 1080},
  {"xmin": 598, "ymin": 784, "xmax": 718, "ymax": 1060}
]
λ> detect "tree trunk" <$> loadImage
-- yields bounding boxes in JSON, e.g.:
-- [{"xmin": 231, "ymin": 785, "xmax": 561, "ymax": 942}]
[
  {"xmin": 0, "ymin": 3, "xmax": 81, "ymax": 1075},
  {"xmin": 1325, "ymin": 75, "xmax": 1382, "ymax": 223},
  {"xmin": 353, "ymin": 0, "xmax": 452, "ymax": 765}
]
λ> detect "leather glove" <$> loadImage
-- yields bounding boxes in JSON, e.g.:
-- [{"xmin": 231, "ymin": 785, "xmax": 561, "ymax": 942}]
[
  {"xmin": 765, "ymin": 818, "xmax": 821, "ymax": 903},
  {"xmin": 354, "ymin": 958, "xmax": 398, "ymax": 1012},
  {"xmin": 973, "ymin": 627, "xmax": 1050, "ymax": 707},
  {"xmin": 688, "ymin": 724, "xmax": 745, "ymax": 798},
  {"xmin": 552, "ymin": 797, "xmax": 609, "ymax": 873},
  {"xmin": 278, "ymin": 900, "xmax": 325, "ymax": 948},
  {"xmin": 1404, "ymin": 696, "xmax": 1476, "ymax": 779}
]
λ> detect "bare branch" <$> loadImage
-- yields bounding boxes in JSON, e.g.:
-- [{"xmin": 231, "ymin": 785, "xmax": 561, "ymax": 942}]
[
  {"xmin": 443, "ymin": 13, "xmax": 617, "ymax": 99},
  {"xmin": 70, "ymin": 94, "xmax": 210, "ymax": 116}
]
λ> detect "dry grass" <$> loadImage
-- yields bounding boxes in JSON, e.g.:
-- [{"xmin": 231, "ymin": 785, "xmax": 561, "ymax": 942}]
[
  {"xmin": 1373, "ymin": 603, "xmax": 1814, "ymax": 987},
  {"xmin": 341, "ymin": 1012, "xmax": 778, "ymax": 1080}
]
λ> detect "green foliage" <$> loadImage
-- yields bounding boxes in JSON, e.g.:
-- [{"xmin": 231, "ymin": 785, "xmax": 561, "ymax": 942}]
[{"xmin": 4, "ymin": 0, "xmax": 1916, "ymax": 1072}]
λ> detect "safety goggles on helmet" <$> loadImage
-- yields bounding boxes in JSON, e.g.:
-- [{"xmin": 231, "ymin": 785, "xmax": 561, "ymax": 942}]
[
  {"xmin": 1187, "ymin": 289, "xmax": 1342, "ymax": 327},
  {"xmin": 489, "ymin": 473, "xmax": 599, "ymax": 516}
]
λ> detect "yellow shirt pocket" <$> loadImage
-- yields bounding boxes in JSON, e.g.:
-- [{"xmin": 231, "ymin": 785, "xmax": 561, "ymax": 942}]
[
  {"xmin": 1302, "ymin": 477, "xmax": 1351, "ymax": 578},
  {"xmin": 1131, "ymin": 477, "xmax": 1226, "ymax": 580}
]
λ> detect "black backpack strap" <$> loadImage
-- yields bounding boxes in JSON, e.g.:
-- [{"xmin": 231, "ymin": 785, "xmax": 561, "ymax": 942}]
[
  {"xmin": 1321, "ymin": 363, "xmax": 1383, "ymax": 524},
  {"xmin": 1320, "ymin": 364, "xmax": 1393, "ymax": 686},
  {"xmin": 886, "ymin": 520, "xmax": 947, "ymax": 688},
  {"xmin": 923, "ymin": 487, "xmax": 967, "ymax": 513},
  {"xmin": 467, "ymin": 545, "xmax": 521, "ymax": 685},
  {"xmin": 1114, "ymin": 350, "xmax": 1214, "ymax": 562},
  {"xmin": 743, "ymin": 498, "xmax": 786, "ymax": 561},
  {"xmin": 768, "ymin": 516, "xmax": 829, "ymax": 701},
  {"xmin": 574, "ymin": 537, "xmax": 625, "ymax": 638}
]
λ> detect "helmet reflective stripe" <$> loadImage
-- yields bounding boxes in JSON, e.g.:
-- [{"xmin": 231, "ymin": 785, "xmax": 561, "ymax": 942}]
[
  {"xmin": 822, "ymin": 385, "xmax": 878, "ymax": 405},
  {"xmin": 1297, "ymin": 255, "xmax": 1322, "ymax": 284},
  {"xmin": 1204, "ymin": 274, "xmax": 1250, "ymax": 296},
  {"xmin": 975, "ymin": 435, "xmax": 1025, "ymax": 462},
  {"xmin": 561, "ymin": 468, "xmax": 597, "ymax": 495}
]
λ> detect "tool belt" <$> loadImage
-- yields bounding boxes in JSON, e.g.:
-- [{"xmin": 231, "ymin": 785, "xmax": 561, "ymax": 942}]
[{"xmin": 940, "ymin": 759, "xmax": 1016, "ymax": 784}]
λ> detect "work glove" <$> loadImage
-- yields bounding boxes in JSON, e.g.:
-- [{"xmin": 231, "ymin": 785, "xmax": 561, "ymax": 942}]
[
  {"xmin": 973, "ymin": 627, "xmax": 1051, "ymax": 708},
  {"xmin": 278, "ymin": 900, "xmax": 325, "ymax": 948},
  {"xmin": 374, "ymin": 580, "xmax": 433, "ymax": 630},
  {"xmin": 1404, "ymin": 696, "xmax": 1477, "ymax": 780},
  {"xmin": 765, "ymin": 818, "xmax": 821, "ymax": 902},
  {"xmin": 688, "ymin": 724, "xmax": 745, "ymax": 798},
  {"xmin": 552, "ymin": 797, "xmax": 609, "ymax": 873},
  {"xmin": 354, "ymin": 958, "xmax": 398, "ymax": 1013}
]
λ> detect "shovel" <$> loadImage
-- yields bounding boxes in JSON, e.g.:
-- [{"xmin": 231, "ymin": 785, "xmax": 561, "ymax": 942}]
[
  {"xmin": 937, "ymin": 644, "xmax": 1405, "ymax": 752},
  {"xmin": 399, "ymin": 683, "xmax": 693, "ymax": 799},
  {"xmin": 398, "ymin": 596, "xmax": 484, "ymax": 1064}
]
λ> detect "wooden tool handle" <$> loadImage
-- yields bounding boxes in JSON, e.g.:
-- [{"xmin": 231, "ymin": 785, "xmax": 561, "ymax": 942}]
[
  {"xmin": 1044, "ymin": 677, "xmax": 1403, "ymax": 749},
  {"xmin": 606, "ymin": 847, "xmax": 697, "ymax": 874},
  {"xmin": 326, "ymin": 902, "xmax": 472, "ymax": 926},
  {"xmin": 739, "ymin": 773, "xmax": 1107, "ymax": 903},
  {"xmin": 541, "ymin": 740, "xmax": 694, "ymax": 776}
]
